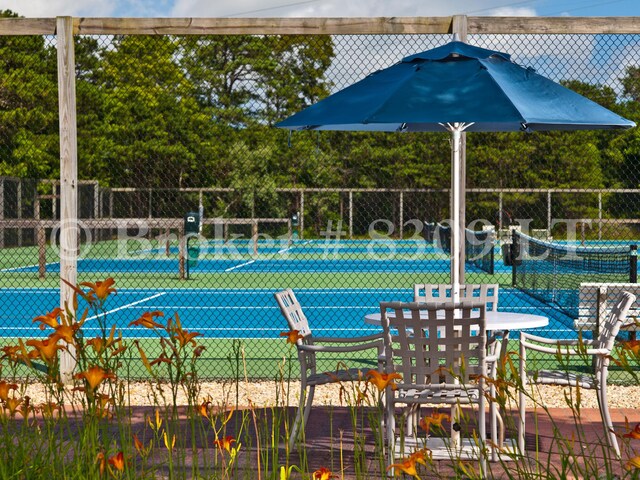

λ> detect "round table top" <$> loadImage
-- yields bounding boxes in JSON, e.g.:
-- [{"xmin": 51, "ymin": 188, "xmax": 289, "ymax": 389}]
[{"xmin": 364, "ymin": 310, "xmax": 549, "ymax": 330}]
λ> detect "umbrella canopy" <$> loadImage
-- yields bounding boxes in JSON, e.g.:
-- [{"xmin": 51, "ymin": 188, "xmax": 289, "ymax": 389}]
[
  {"xmin": 276, "ymin": 40, "xmax": 635, "ymax": 298},
  {"xmin": 278, "ymin": 41, "xmax": 634, "ymax": 132}
]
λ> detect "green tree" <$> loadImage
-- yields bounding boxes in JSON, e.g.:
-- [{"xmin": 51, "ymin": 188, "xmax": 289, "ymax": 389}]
[{"xmin": 0, "ymin": 10, "xmax": 58, "ymax": 178}]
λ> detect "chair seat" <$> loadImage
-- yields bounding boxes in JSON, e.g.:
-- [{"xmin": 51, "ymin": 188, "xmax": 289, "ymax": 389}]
[
  {"xmin": 397, "ymin": 385, "xmax": 480, "ymax": 404},
  {"xmin": 527, "ymin": 370, "xmax": 596, "ymax": 389},
  {"xmin": 307, "ymin": 367, "xmax": 367, "ymax": 386}
]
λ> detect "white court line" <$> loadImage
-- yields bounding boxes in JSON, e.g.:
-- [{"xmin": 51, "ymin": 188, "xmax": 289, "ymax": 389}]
[
  {"xmin": 224, "ymin": 260, "xmax": 255, "ymax": 272},
  {"xmin": 85, "ymin": 292, "xmax": 167, "ymax": 321},
  {"xmin": 277, "ymin": 239, "xmax": 312, "ymax": 254},
  {"xmin": 1, "ymin": 261, "xmax": 59, "ymax": 273}
]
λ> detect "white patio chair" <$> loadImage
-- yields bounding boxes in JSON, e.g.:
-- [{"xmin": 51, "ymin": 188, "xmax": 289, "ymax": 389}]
[
  {"xmin": 380, "ymin": 301, "xmax": 494, "ymax": 475},
  {"xmin": 274, "ymin": 288, "xmax": 384, "ymax": 451},
  {"xmin": 413, "ymin": 283, "xmax": 506, "ymax": 457},
  {"xmin": 518, "ymin": 290, "xmax": 636, "ymax": 457}
]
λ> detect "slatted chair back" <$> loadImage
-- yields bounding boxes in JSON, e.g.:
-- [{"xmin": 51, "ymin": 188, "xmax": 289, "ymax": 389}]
[
  {"xmin": 414, "ymin": 284, "xmax": 499, "ymax": 312},
  {"xmin": 596, "ymin": 291, "xmax": 636, "ymax": 353},
  {"xmin": 274, "ymin": 289, "xmax": 312, "ymax": 342},
  {"xmin": 380, "ymin": 301, "xmax": 486, "ymax": 387}
]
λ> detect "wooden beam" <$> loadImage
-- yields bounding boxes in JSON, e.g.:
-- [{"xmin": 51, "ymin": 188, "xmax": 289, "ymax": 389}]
[
  {"xmin": 73, "ymin": 16, "xmax": 453, "ymax": 35},
  {"xmin": 469, "ymin": 16, "xmax": 640, "ymax": 34},
  {"xmin": 0, "ymin": 18, "xmax": 56, "ymax": 35},
  {"xmin": 57, "ymin": 16, "xmax": 79, "ymax": 383}
]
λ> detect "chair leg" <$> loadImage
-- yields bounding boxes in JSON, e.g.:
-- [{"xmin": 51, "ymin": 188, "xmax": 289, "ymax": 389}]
[
  {"xmin": 288, "ymin": 384, "xmax": 314, "ymax": 451},
  {"xmin": 598, "ymin": 384, "xmax": 620, "ymax": 458},
  {"xmin": 386, "ymin": 396, "xmax": 396, "ymax": 478},
  {"xmin": 490, "ymin": 384, "xmax": 498, "ymax": 462},
  {"xmin": 479, "ymin": 395, "xmax": 487, "ymax": 477},
  {"xmin": 518, "ymin": 343, "xmax": 526, "ymax": 454}
]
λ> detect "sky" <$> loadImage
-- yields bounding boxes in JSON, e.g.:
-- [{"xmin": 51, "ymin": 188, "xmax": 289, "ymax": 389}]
[{"xmin": 3, "ymin": 0, "xmax": 640, "ymax": 19}]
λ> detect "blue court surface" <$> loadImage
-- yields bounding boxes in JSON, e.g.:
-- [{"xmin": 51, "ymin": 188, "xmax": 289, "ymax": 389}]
[{"xmin": 0, "ymin": 287, "xmax": 575, "ymax": 340}]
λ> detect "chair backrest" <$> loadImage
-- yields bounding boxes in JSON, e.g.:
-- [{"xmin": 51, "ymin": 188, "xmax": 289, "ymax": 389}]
[
  {"xmin": 596, "ymin": 291, "xmax": 636, "ymax": 351},
  {"xmin": 380, "ymin": 301, "xmax": 486, "ymax": 386},
  {"xmin": 413, "ymin": 284, "xmax": 499, "ymax": 312},
  {"xmin": 274, "ymin": 289, "xmax": 312, "ymax": 342}
]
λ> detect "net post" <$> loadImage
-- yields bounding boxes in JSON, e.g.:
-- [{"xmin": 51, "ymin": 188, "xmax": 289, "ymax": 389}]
[
  {"xmin": 511, "ymin": 234, "xmax": 517, "ymax": 287},
  {"xmin": 287, "ymin": 218, "xmax": 292, "ymax": 246},
  {"xmin": 179, "ymin": 226, "xmax": 186, "ymax": 280},
  {"xmin": 631, "ymin": 244, "xmax": 637, "ymax": 283},
  {"xmin": 38, "ymin": 221, "xmax": 46, "ymax": 279}
]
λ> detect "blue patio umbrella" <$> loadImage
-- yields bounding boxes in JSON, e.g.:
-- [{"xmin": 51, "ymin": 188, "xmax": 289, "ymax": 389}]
[{"xmin": 277, "ymin": 40, "xmax": 635, "ymax": 296}]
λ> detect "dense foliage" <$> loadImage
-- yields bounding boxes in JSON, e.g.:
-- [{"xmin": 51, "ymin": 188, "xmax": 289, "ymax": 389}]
[{"xmin": 0, "ymin": 9, "xmax": 639, "ymax": 225}]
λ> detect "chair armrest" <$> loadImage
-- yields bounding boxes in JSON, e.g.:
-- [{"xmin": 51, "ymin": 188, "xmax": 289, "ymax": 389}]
[
  {"xmin": 520, "ymin": 339, "xmax": 608, "ymax": 357},
  {"xmin": 520, "ymin": 331, "xmax": 594, "ymax": 346},
  {"xmin": 485, "ymin": 354, "xmax": 499, "ymax": 364},
  {"xmin": 313, "ymin": 332, "xmax": 384, "ymax": 343},
  {"xmin": 298, "ymin": 340, "xmax": 382, "ymax": 354}
]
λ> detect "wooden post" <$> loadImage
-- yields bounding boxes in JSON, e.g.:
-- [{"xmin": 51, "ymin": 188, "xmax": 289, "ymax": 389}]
[
  {"xmin": 452, "ymin": 15, "xmax": 467, "ymax": 284},
  {"xmin": 252, "ymin": 220, "xmax": 258, "ymax": 256},
  {"xmin": 57, "ymin": 16, "xmax": 79, "ymax": 383}
]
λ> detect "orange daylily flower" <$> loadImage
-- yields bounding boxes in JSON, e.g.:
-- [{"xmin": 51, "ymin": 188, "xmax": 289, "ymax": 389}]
[
  {"xmin": 214, "ymin": 435, "xmax": 236, "ymax": 454},
  {"xmin": 312, "ymin": 467, "xmax": 337, "ymax": 480},
  {"xmin": 624, "ymin": 423, "xmax": 640, "ymax": 440},
  {"xmin": 74, "ymin": 366, "xmax": 115, "ymax": 391},
  {"xmin": 199, "ymin": 400, "xmax": 211, "ymax": 419},
  {"xmin": 86, "ymin": 336, "xmax": 105, "ymax": 354},
  {"xmin": 1, "ymin": 345, "xmax": 21, "ymax": 360},
  {"xmin": 133, "ymin": 433, "xmax": 151, "ymax": 456},
  {"xmin": 25, "ymin": 336, "xmax": 64, "ymax": 363},
  {"xmin": 54, "ymin": 324, "xmax": 79, "ymax": 344},
  {"xmin": 366, "ymin": 370, "xmax": 403, "ymax": 392},
  {"xmin": 32, "ymin": 308, "xmax": 63, "ymax": 330},
  {"xmin": 0, "ymin": 381, "xmax": 18, "ymax": 402},
  {"xmin": 149, "ymin": 353, "xmax": 173, "ymax": 366},
  {"xmin": 627, "ymin": 455, "xmax": 640, "ymax": 470},
  {"xmin": 129, "ymin": 311, "xmax": 165, "ymax": 329},
  {"xmin": 279, "ymin": 329, "xmax": 304, "ymax": 344},
  {"xmin": 311, "ymin": 467, "xmax": 338, "ymax": 480},
  {"xmin": 4, "ymin": 397, "xmax": 22, "ymax": 417},
  {"xmin": 419, "ymin": 410, "xmax": 451, "ymax": 433},
  {"xmin": 173, "ymin": 328, "xmax": 202, "ymax": 348},
  {"xmin": 193, "ymin": 345, "xmax": 206, "ymax": 357},
  {"xmin": 108, "ymin": 451, "xmax": 125, "ymax": 472},
  {"xmin": 39, "ymin": 401, "xmax": 61, "ymax": 419},
  {"xmin": 80, "ymin": 277, "xmax": 116, "ymax": 303},
  {"xmin": 387, "ymin": 455, "xmax": 421, "ymax": 478},
  {"xmin": 95, "ymin": 452, "xmax": 107, "ymax": 476},
  {"xmin": 620, "ymin": 340, "xmax": 640, "ymax": 356}
]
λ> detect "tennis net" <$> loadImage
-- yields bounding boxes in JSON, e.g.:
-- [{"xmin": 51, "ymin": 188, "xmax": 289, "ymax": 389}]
[
  {"xmin": 433, "ymin": 223, "xmax": 495, "ymax": 275},
  {"xmin": 512, "ymin": 230, "xmax": 637, "ymax": 317}
]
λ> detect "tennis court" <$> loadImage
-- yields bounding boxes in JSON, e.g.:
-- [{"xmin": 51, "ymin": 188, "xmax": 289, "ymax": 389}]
[{"xmin": 0, "ymin": 286, "xmax": 573, "ymax": 339}]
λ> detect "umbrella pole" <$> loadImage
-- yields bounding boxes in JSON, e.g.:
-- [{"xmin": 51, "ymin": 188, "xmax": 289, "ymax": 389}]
[{"xmin": 451, "ymin": 127, "xmax": 461, "ymax": 302}]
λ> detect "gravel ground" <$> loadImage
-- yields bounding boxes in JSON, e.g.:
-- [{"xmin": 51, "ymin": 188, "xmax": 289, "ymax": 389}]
[{"xmin": 15, "ymin": 381, "xmax": 640, "ymax": 410}]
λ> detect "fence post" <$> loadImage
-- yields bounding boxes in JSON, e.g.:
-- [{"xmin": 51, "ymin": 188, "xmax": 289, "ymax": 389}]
[
  {"xmin": 17, "ymin": 179, "xmax": 22, "ymax": 247},
  {"xmin": 349, "ymin": 190, "xmax": 353, "ymax": 239},
  {"xmin": 57, "ymin": 16, "xmax": 79, "ymax": 383},
  {"xmin": 547, "ymin": 190, "xmax": 552, "ymax": 234},
  {"xmin": 399, "ymin": 191, "xmax": 404, "ymax": 239},
  {"xmin": 300, "ymin": 189, "xmax": 304, "ymax": 240}
]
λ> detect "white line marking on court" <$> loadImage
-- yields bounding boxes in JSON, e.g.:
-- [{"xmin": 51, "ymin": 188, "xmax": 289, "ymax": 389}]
[
  {"xmin": 224, "ymin": 260, "xmax": 255, "ymax": 272},
  {"xmin": 85, "ymin": 292, "xmax": 167, "ymax": 321},
  {"xmin": 277, "ymin": 239, "xmax": 312, "ymax": 254},
  {"xmin": 1, "ymin": 262, "xmax": 59, "ymax": 272}
]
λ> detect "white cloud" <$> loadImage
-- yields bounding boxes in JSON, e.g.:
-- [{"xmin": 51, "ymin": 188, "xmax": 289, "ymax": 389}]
[
  {"xmin": 487, "ymin": 7, "xmax": 537, "ymax": 17},
  {"xmin": 170, "ymin": 0, "xmax": 537, "ymax": 18},
  {"xmin": 1, "ymin": 0, "xmax": 113, "ymax": 17}
]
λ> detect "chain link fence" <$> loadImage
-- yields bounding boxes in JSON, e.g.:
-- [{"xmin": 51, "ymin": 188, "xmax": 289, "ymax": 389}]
[{"xmin": 1, "ymin": 19, "xmax": 640, "ymax": 380}]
